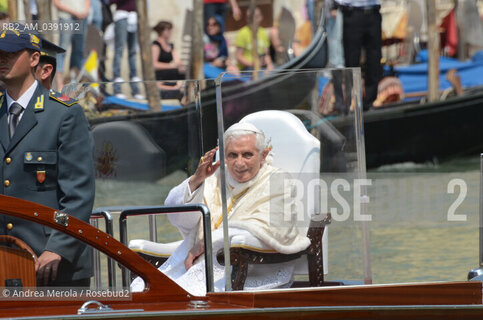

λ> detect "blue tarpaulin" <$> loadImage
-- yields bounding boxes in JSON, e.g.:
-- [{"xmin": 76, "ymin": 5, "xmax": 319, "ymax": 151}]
[
  {"xmin": 204, "ymin": 63, "xmax": 266, "ymax": 82},
  {"xmin": 389, "ymin": 50, "xmax": 483, "ymax": 94}
]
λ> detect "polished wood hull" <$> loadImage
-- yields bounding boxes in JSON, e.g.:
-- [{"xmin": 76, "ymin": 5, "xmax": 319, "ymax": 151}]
[
  {"xmin": 1, "ymin": 283, "xmax": 483, "ymax": 319},
  {"xmin": 0, "ymin": 195, "xmax": 482, "ymax": 319}
]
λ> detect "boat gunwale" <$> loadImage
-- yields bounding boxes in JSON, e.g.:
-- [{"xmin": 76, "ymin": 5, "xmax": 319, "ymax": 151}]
[{"xmin": 7, "ymin": 304, "xmax": 483, "ymax": 320}]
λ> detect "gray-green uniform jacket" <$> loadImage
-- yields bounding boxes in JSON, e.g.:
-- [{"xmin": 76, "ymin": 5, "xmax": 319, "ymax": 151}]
[{"xmin": 0, "ymin": 84, "xmax": 95, "ymax": 282}]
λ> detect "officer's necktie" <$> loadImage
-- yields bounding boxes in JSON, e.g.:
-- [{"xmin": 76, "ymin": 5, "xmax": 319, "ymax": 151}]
[{"xmin": 9, "ymin": 102, "xmax": 23, "ymax": 138}]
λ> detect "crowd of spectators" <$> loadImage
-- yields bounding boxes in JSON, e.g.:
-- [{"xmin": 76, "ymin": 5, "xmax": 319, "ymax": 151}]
[{"xmin": 0, "ymin": 1, "xmax": 329, "ymax": 101}]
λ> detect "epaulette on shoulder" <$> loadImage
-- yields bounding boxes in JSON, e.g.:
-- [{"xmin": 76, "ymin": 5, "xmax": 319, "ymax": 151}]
[{"xmin": 49, "ymin": 91, "xmax": 77, "ymax": 107}]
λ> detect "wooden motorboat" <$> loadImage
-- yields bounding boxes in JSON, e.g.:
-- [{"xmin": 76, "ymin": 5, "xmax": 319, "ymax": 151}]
[{"xmin": 0, "ymin": 195, "xmax": 483, "ymax": 319}]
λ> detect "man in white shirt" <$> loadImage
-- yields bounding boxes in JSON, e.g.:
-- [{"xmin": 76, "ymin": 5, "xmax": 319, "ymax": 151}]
[{"xmin": 335, "ymin": 0, "xmax": 382, "ymax": 110}]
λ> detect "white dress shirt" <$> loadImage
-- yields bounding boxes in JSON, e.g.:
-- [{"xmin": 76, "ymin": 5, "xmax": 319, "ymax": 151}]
[{"xmin": 6, "ymin": 80, "xmax": 38, "ymax": 124}]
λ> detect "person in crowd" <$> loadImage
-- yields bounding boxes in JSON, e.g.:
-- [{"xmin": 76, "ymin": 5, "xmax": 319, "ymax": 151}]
[
  {"xmin": 132, "ymin": 122, "xmax": 310, "ymax": 295},
  {"xmin": 268, "ymin": 12, "xmax": 286, "ymax": 66},
  {"xmin": 305, "ymin": 0, "xmax": 316, "ymax": 32},
  {"xmin": 53, "ymin": 0, "xmax": 91, "ymax": 90},
  {"xmin": 324, "ymin": 0, "xmax": 351, "ymax": 115},
  {"xmin": 152, "ymin": 20, "xmax": 185, "ymax": 99},
  {"xmin": 151, "ymin": 20, "xmax": 184, "ymax": 81},
  {"xmin": 0, "ymin": 0, "xmax": 6, "ymax": 13},
  {"xmin": 34, "ymin": 39, "xmax": 65, "ymax": 90},
  {"xmin": 204, "ymin": 0, "xmax": 241, "ymax": 30},
  {"xmin": 326, "ymin": 0, "xmax": 344, "ymax": 68},
  {"xmin": 109, "ymin": 0, "xmax": 143, "ymax": 99},
  {"xmin": 335, "ymin": 0, "xmax": 382, "ymax": 110},
  {"xmin": 235, "ymin": 7, "xmax": 274, "ymax": 72},
  {"xmin": 30, "ymin": 0, "xmax": 38, "ymax": 20},
  {"xmin": 0, "ymin": 28, "xmax": 95, "ymax": 286},
  {"xmin": 89, "ymin": 0, "xmax": 103, "ymax": 31},
  {"xmin": 204, "ymin": 15, "xmax": 239, "ymax": 74},
  {"xmin": 292, "ymin": 18, "xmax": 312, "ymax": 57}
]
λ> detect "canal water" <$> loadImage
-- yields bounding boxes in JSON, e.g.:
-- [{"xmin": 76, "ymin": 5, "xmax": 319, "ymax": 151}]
[{"xmin": 93, "ymin": 156, "xmax": 481, "ymax": 285}]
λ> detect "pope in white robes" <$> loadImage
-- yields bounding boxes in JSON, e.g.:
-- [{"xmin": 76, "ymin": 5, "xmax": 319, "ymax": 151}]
[{"xmin": 132, "ymin": 122, "xmax": 310, "ymax": 296}]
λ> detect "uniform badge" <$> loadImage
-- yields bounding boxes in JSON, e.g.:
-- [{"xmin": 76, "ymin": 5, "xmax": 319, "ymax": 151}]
[
  {"xmin": 36, "ymin": 170, "xmax": 46, "ymax": 184},
  {"xmin": 34, "ymin": 95, "xmax": 44, "ymax": 110},
  {"xmin": 25, "ymin": 152, "xmax": 33, "ymax": 161},
  {"xmin": 57, "ymin": 94, "xmax": 70, "ymax": 102},
  {"xmin": 49, "ymin": 91, "xmax": 77, "ymax": 107}
]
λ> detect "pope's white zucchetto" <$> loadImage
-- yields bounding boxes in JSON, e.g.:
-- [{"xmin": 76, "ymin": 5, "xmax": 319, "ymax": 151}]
[
  {"xmin": 224, "ymin": 122, "xmax": 266, "ymax": 153},
  {"xmin": 224, "ymin": 122, "xmax": 263, "ymax": 135}
]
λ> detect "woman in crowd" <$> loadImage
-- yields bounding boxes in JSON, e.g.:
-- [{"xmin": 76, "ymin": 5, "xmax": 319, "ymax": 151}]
[
  {"xmin": 151, "ymin": 20, "xmax": 185, "ymax": 99},
  {"xmin": 204, "ymin": 15, "xmax": 239, "ymax": 74},
  {"xmin": 235, "ymin": 7, "xmax": 273, "ymax": 71},
  {"xmin": 152, "ymin": 21, "xmax": 185, "ymax": 82}
]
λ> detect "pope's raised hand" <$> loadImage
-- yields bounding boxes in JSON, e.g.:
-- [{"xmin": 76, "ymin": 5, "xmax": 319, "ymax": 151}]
[{"xmin": 188, "ymin": 147, "xmax": 220, "ymax": 192}]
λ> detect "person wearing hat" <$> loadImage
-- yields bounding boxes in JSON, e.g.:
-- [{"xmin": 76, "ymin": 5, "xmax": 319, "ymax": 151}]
[
  {"xmin": 0, "ymin": 28, "xmax": 95, "ymax": 287},
  {"xmin": 132, "ymin": 122, "xmax": 310, "ymax": 295},
  {"xmin": 34, "ymin": 38, "xmax": 65, "ymax": 90}
]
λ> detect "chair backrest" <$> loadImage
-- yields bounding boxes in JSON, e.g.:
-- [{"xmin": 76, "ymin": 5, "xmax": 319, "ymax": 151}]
[
  {"xmin": 240, "ymin": 110, "xmax": 328, "ymax": 275},
  {"xmin": 240, "ymin": 110, "xmax": 320, "ymax": 177}
]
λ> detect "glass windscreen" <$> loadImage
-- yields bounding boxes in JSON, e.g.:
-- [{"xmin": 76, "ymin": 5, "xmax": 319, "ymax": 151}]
[
  {"xmin": 214, "ymin": 69, "xmax": 367, "ymax": 289},
  {"xmin": 215, "ymin": 68, "xmax": 480, "ymax": 289}
]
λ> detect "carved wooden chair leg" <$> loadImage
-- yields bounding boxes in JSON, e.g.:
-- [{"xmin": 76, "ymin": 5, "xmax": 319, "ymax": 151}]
[
  {"xmin": 230, "ymin": 248, "xmax": 249, "ymax": 290},
  {"xmin": 306, "ymin": 214, "xmax": 331, "ymax": 287},
  {"xmin": 217, "ymin": 247, "xmax": 304, "ymax": 290}
]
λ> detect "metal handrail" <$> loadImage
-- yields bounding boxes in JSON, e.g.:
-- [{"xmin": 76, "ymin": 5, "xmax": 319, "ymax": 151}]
[
  {"xmin": 118, "ymin": 204, "xmax": 214, "ymax": 293},
  {"xmin": 90, "ymin": 210, "xmax": 115, "ymax": 289}
]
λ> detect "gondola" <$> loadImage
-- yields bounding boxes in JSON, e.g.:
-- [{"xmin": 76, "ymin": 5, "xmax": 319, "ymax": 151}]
[
  {"xmin": 86, "ymin": 7, "xmax": 483, "ymax": 175},
  {"xmin": 87, "ymin": 14, "xmax": 328, "ymax": 177},
  {"xmin": 331, "ymin": 86, "xmax": 483, "ymax": 168}
]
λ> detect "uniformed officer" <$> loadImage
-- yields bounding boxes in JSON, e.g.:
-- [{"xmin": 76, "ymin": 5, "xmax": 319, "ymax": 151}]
[
  {"xmin": 34, "ymin": 38, "xmax": 65, "ymax": 90},
  {"xmin": 0, "ymin": 27, "xmax": 95, "ymax": 287}
]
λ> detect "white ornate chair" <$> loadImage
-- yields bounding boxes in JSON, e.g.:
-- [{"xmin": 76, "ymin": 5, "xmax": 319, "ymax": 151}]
[{"xmin": 129, "ymin": 110, "xmax": 331, "ymax": 289}]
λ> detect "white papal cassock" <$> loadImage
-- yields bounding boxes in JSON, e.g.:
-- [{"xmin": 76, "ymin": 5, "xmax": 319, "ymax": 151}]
[{"xmin": 131, "ymin": 163, "xmax": 310, "ymax": 296}]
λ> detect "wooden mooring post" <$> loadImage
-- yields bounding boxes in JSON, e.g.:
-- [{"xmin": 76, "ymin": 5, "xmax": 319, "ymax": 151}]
[
  {"xmin": 137, "ymin": 0, "xmax": 161, "ymax": 111},
  {"xmin": 426, "ymin": 0, "xmax": 440, "ymax": 102}
]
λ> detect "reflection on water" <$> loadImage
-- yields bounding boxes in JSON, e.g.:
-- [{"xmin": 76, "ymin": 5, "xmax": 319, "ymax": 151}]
[
  {"xmin": 94, "ymin": 170, "xmax": 188, "ymax": 245},
  {"xmin": 94, "ymin": 170, "xmax": 187, "ymax": 208},
  {"xmin": 94, "ymin": 157, "xmax": 481, "ymax": 285},
  {"xmin": 329, "ymin": 157, "xmax": 480, "ymax": 283}
]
